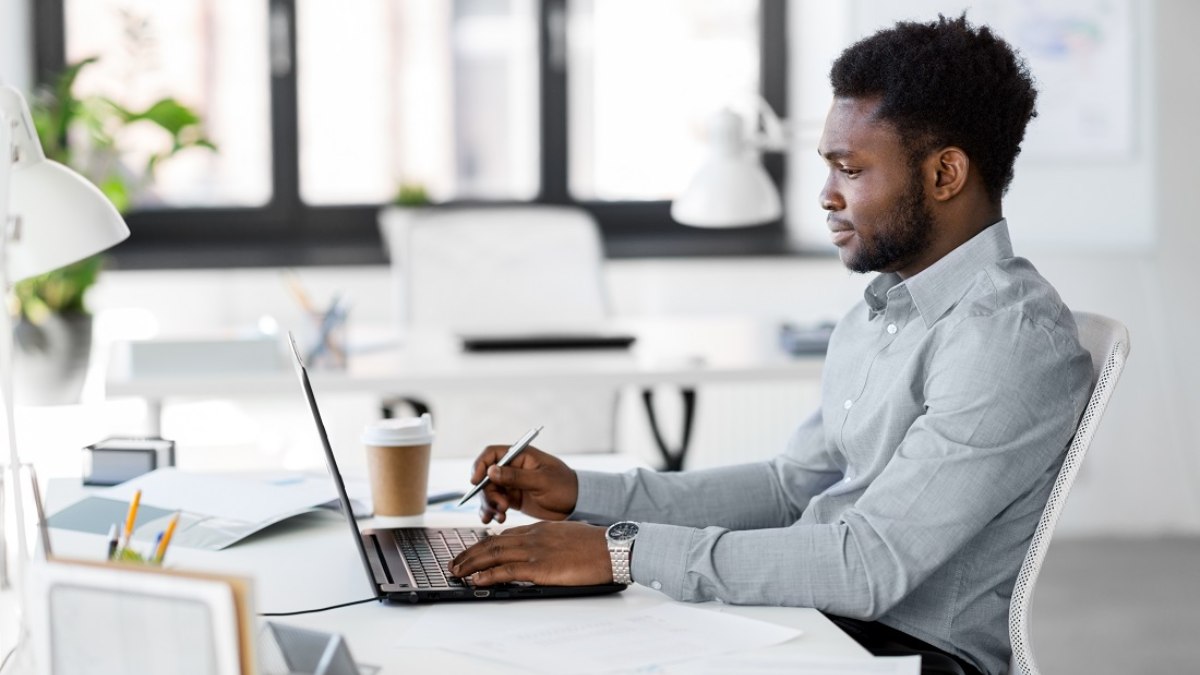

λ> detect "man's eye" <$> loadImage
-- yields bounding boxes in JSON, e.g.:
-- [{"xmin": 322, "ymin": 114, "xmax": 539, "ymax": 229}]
[{"xmin": 840, "ymin": 168, "xmax": 861, "ymax": 177}]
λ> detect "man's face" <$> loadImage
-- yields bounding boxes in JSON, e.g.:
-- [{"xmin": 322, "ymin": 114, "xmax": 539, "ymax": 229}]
[{"xmin": 817, "ymin": 97, "xmax": 934, "ymax": 276}]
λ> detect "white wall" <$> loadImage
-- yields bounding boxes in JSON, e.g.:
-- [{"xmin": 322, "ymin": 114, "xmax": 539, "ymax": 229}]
[{"xmin": 10, "ymin": 0, "xmax": 1200, "ymax": 536}]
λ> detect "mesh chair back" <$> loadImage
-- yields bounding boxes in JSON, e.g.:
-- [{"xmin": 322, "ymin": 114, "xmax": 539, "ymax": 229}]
[{"xmin": 1008, "ymin": 311, "xmax": 1130, "ymax": 675}]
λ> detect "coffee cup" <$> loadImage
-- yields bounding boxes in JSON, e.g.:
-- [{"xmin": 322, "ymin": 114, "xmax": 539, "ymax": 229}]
[{"xmin": 362, "ymin": 413, "xmax": 435, "ymax": 517}]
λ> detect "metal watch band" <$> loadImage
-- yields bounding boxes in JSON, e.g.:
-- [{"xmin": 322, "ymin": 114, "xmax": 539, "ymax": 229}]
[{"xmin": 610, "ymin": 544, "xmax": 633, "ymax": 585}]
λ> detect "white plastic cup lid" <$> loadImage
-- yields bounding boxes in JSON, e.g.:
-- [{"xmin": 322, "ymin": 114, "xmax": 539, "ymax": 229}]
[{"xmin": 361, "ymin": 412, "xmax": 435, "ymax": 447}]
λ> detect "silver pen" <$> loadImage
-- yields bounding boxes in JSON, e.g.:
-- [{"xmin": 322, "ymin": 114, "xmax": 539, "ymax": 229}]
[{"xmin": 457, "ymin": 425, "xmax": 543, "ymax": 507}]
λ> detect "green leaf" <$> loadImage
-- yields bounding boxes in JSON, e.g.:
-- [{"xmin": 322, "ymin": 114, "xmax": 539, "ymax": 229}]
[
  {"xmin": 392, "ymin": 182, "xmax": 431, "ymax": 206},
  {"xmin": 14, "ymin": 55, "xmax": 215, "ymax": 321},
  {"xmin": 99, "ymin": 177, "xmax": 130, "ymax": 213},
  {"xmin": 12, "ymin": 255, "xmax": 105, "ymax": 319},
  {"xmin": 130, "ymin": 98, "xmax": 201, "ymax": 135}
]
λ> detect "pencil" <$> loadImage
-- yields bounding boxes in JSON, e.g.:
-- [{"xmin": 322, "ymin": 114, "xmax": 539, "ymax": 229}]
[
  {"xmin": 150, "ymin": 532, "xmax": 163, "ymax": 563},
  {"xmin": 283, "ymin": 270, "xmax": 319, "ymax": 315},
  {"xmin": 153, "ymin": 511, "xmax": 181, "ymax": 564},
  {"xmin": 121, "ymin": 489, "xmax": 142, "ymax": 548}
]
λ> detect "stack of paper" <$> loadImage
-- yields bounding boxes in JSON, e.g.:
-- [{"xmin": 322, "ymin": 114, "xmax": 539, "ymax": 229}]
[{"xmin": 47, "ymin": 468, "xmax": 366, "ymax": 551}]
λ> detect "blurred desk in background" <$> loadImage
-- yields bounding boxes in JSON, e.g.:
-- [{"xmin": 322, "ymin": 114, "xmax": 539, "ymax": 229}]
[{"xmin": 106, "ymin": 317, "xmax": 827, "ymax": 471}]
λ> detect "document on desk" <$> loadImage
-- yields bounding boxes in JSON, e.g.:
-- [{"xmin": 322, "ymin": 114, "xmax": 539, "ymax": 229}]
[
  {"xmin": 668, "ymin": 654, "xmax": 921, "ymax": 674},
  {"xmin": 46, "ymin": 468, "xmax": 369, "ymax": 551},
  {"xmin": 397, "ymin": 602, "xmax": 800, "ymax": 674}
]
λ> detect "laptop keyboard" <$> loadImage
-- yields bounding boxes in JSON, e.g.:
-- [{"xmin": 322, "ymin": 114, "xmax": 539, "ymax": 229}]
[{"xmin": 397, "ymin": 528, "xmax": 487, "ymax": 589}]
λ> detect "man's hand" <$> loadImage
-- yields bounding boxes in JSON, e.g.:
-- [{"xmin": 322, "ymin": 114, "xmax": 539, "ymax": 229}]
[
  {"xmin": 469, "ymin": 444, "xmax": 578, "ymax": 523},
  {"xmin": 449, "ymin": 521, "xmax": 612, "ymax": 586}
]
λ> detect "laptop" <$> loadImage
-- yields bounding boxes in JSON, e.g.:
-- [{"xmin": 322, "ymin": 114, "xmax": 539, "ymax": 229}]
[{"xmin": 287, "ymin": 334, "xmax": 626, "ymax": 604}]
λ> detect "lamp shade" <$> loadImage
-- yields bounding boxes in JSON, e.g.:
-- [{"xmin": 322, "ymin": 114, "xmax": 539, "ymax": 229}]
[
  {"xmin": 7, "ymin": 159, "xmax": 130, "ymax": 282},
  {"xmin": 671, "ymin": 109, "xmax": 783, "ymax": 228},
  {"xmin": 1, "ymin": 83, "xmax": 130, "ymax": 282}
]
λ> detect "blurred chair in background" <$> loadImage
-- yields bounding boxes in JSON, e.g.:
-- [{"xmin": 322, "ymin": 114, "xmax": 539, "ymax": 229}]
[{"xmin": 379, "ymin": 205, "xmax": 620, "ymax": 457}]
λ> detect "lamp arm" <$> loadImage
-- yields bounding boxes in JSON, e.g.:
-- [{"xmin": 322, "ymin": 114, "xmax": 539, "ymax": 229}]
[
  {"xmin": 1, "ymin": 97, "xmax": 33, "ymax": 591},
  {"xmin": 0, "ymin": 85, "xmax": 47, "ymax": 169},
  {"xmin": 749, "ymin": 95, "xmax": 789, "ymax": 153}
]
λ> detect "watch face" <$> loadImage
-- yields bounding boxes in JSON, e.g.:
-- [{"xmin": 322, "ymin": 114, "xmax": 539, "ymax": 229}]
[{"xmin": 608, "ymin": 521, "xmax": 639, "ymax": 542}]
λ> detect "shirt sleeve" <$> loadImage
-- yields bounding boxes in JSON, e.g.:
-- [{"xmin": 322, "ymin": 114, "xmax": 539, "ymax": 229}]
[
  {"xmin": 624, "ymin": 310, "xmax": 1091, "ymax": 617},
  {"xmin": 571, "ymin": 409, "xmax": 844, "ymax": 528}
]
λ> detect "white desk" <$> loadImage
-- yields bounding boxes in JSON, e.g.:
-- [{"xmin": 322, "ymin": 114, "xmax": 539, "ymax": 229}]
[
  {"xmin": 107, "ymin": 317, "xmax": 826, "ymax": 470},
  {"xmin": 34, "ymin": 473, "xmax": 871, "ymax": 673}
]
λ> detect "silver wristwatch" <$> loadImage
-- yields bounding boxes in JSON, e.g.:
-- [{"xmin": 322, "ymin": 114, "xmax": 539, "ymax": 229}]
[{"xmin": 605, "ymin": 521, "xmax": 639, "ymax": 585}]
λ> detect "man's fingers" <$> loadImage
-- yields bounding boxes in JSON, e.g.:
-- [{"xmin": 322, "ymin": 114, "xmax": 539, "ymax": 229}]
[
  {"xmin": 487, "ymin": 463, "xmax": 544, "ymax": 490},
  {"xmin": 470, "ymin": 445, "xmax": 511, "ymax": 484},
  {"xmin": 470, "ymin": 563, "xmax": 534, "ymax": 587},
  {"xmin": 450, "ymin": 534, "xmax": 528, "ymax": 577},
  {"xmin": 481, "ymin": 483, "xmax": 511, "ymax": 511}
]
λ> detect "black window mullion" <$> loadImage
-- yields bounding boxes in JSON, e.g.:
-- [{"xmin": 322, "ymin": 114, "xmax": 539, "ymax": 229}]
[
  {"xmin": 32, "ymin": 0, "xmax": 66, "ymax": 86},
  {"xmin": 761, "ymin": 0, "xmax": 787, "ymax": 193},
  {"xmin": 269, "ymin": 0, "xmax": 302, "ymax": 231},
  {"xmin": 539, "ymin": 0, "xmax": 569, "ymax": 204}
]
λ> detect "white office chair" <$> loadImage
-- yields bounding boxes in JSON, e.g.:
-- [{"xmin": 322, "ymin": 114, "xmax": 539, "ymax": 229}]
[
  {"xmin": 379, "ymin": 205, "xmax": 619, "ymax": 456},
  {"xmin": 1008, "ymin": 311, "xmax": 1130, "ymax": 675}
]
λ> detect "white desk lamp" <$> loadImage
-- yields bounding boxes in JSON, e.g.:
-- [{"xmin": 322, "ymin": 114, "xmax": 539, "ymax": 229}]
[
  {"xmin": 0, "ymin": 83, "xmax": 129, "ymax": 592},
  {"xmin": 671, "ymin": 99, "xmax": 788, "ymax": 228}
]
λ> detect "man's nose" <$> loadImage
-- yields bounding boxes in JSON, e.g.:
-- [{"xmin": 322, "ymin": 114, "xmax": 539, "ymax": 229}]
[{"xmin": 819, "ymin": 178, "xmax": 843, "ymax": 212}]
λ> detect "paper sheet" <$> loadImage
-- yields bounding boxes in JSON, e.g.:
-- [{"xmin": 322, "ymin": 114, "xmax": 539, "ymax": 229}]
[
  {"xmin": 48, "ymin": 469, "xmax": 369, "ymax": 550},
  {"xmin": 396, "ymin": 602, "xmax": 801, "ymax": 674},
  {"xmin": 667, "ymin": 654, "xmax": 921, "ymax": 674},
  {"xmin": 102, "ymin": 469, "xmax": 337, "ymax": 522}
]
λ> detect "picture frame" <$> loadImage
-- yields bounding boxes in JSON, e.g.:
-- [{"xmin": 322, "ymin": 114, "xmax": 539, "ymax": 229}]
[{"xmin": 25, "ymin": 558, "xmax": 255, "ymax": 675}]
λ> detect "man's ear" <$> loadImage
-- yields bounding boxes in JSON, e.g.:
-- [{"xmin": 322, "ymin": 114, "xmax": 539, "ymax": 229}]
[{"xmin": 927, "ymin": 147, "xmax": 969, "ymax": 202}]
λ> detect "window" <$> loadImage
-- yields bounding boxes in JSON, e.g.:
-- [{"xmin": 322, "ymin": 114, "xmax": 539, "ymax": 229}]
[
  {"xmin": 34, "ymin": 0, "xmax": 788, "ymax": 268},
  {"xmin": 295, "ymin": 0, "xmax": 540, "ymax": 204},
  {"xmin": 63, "ymin": 0, "xmax": 272, "ymax": 208},
  {"xmin": 568, "ymin": 0, "xmax": 761, "ymax": 202}
]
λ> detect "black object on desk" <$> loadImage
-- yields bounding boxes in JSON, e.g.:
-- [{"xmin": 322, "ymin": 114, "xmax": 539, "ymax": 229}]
[
  {"xmin": 460, "ymin": 332, "xmax": 636, "ymax": 352},
  {"xmin": 779, "ymin": 322, "xmax": 834, "ymax": 355}
]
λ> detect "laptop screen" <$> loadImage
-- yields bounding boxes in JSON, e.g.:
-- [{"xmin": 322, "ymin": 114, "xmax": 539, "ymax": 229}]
[{"xmin": 287, "ymin": 333, "xmax": 381, "ymax": 599}]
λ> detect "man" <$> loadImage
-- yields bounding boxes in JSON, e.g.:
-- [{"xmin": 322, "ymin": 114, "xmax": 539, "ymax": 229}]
[{"xmin": 450, "ymin": 15, "xmax": 1092, "ymax": 675}]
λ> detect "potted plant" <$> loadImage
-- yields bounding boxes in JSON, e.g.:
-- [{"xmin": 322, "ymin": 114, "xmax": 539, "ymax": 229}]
[
  {"xmin": 377, "ymin": 182, "xmax": 432, "ymax": 329},
  {"xmin": 12, "ymin": 57, "xmax": 214, "ymax": 405}
]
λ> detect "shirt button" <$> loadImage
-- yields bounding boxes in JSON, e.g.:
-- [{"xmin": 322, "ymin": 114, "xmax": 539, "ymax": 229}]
[
  {"xmin": 887, "ymin": 323, "xmax": 898, "ymax": 334},
  {"xmin": 843, "ymin": 399, "xmax": 853, "ymax": 410},
  {"xmin": 651, "ymin": 580, "xmax": 663, "ymax": 590}
]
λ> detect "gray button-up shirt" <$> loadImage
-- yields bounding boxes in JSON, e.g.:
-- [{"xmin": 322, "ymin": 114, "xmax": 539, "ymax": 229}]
[{"xmin": 572, "ymin": 221, "xmax": 1092, "ymax": 675}]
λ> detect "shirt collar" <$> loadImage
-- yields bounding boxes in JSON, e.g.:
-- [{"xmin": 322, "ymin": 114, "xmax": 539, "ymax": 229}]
[
  {"xmin": 862, "ymin": 219, "xmax": 1014, "ymax": 326},
  {"xmin": 907, "ymin": 219, "xmax": 1013, "ymax": 327}
]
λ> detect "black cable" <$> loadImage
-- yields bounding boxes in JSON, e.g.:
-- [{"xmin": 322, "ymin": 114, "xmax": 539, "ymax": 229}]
[
  {"xmin": 0, "ymin": 642, "xmax": 17, "ymax": 673},
  {"xmin": 258, "ymin": 596, "xmax": 379, "ymax": 617}
]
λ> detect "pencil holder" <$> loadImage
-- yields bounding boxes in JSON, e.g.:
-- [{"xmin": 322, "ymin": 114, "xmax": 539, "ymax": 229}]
[{"xmin": 304, "ymin": 303, "xmax": 349, "ymax": 370}]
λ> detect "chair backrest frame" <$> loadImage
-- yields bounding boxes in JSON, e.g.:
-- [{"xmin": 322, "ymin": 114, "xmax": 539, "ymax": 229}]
[
  {"xmin": 1008, "ymin": 311, "xmax": 1130, "ymax": 675},
  {"xmin": 395, "ymin": 205, "xmax": 610, "ymax": 330},
  {"xmin": 377, "ymin": 204, "xmax": 619, "ymax": 455}
]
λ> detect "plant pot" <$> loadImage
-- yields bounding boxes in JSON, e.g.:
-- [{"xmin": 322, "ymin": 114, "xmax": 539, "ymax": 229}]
[
  {"xmin": 12, "ymin": 312, "xmax": 94, "ymax": 406},
  {"xmin": 378, "ymin": 205, "xmax": 428, "ymax": 330}
]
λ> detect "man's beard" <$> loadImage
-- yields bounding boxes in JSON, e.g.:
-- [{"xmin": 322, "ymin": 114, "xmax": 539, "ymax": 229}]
[{"xmin": 844, "ymin": 171, "xmax": 934, "ymax": 274}]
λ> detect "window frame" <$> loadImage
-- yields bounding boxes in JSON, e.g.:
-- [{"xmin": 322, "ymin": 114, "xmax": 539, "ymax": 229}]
[{"xmin": 33, "ymin": 0, "xmax": 790, "ymax": 270}]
